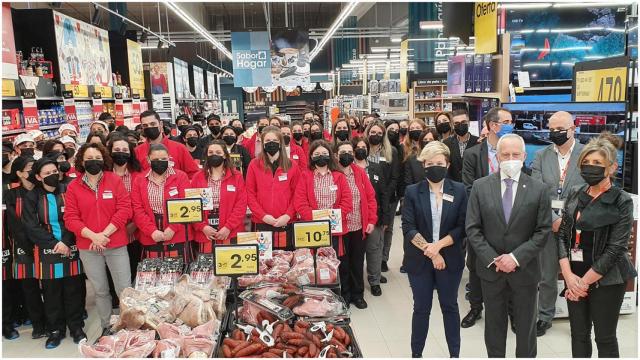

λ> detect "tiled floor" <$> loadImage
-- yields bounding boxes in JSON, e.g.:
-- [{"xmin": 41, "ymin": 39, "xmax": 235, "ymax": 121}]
[{"xmin": 2, "ymin": 217, "xmax": 638, "ymax": 358}]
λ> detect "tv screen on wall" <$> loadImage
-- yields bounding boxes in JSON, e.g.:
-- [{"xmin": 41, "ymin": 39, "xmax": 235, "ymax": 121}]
[{"xmin": 507, "ymin": 6, "xmax": 628, "ymax": 82}]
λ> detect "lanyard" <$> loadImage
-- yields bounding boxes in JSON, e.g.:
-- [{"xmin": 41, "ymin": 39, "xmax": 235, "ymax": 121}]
[
  {"xmin": 574, "ymin": 185, "xmax": 610, "ymax": 248},
  {"xmin": 557, "ymin": 152, "xmax": 571, "ymax": 196},
  {"xmin": 488, "ymin": 154, "xmax": 498, "ymax": 174}
]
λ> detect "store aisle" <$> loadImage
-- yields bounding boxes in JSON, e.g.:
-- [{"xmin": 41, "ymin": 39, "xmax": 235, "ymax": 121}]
[{"xmin": 1, "ymin": 216, "xmax": 638, "ymax": 358}]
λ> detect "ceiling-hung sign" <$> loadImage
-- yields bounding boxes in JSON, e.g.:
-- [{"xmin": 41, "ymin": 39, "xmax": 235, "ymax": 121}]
[
  {"xmin": 232, "ymin": 32, "xmax": 271, "ymax": 87},
  {"xmin": 474, "ymin": 2, "xmax": 498, "ymax": 54},
  {"xmin": 271, "ymin": 30, "xmax": 310, "ymax": 88}
]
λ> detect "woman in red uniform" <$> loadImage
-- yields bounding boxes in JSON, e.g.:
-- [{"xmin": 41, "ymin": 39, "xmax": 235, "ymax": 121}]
[
  {"xmin": 246, "ymin": 126, "xmax": 300, "ymax": 249},
  {"xmin": 280, "ymin": 124, "xmax": 308, "ymax": 169},
  {"xmin": 294, "ymin": 140, "xmax": 352, "ymax": 256},
  {"xmin": 190, "ymin": 140, "xmax": 247, "ymax": 253},
  {"xmin": 291, "ymin": 121, "xmax": 309, "ymax": 155},
  {"xmin": 331, "ymin": 118, "xmax": 352, "ymax": 148},
  {"xmin": 131, "ymin": 144, "xmax": 191, "ymax": 260}
]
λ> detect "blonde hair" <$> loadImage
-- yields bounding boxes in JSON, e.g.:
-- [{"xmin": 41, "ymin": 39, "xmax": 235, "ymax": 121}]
[
  {"xmin": 403, "ymin": 119, "xmax": 427, "ymax": 161},
  {"xmin": 417, "ymin": 141, "xmax": 450, "ymax": 163},
  {"xmin": 365, "ymin": 120, "xmax": 393, "ymax": 161},
  {"xmin": 578, "ymin": 132, "xmax": 622, "ymax": 170}
]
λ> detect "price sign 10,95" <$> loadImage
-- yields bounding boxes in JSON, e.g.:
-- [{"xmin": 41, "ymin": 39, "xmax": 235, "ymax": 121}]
[
  {"xmin": 214, "ymin": 244, "xmax": 259, "ymax": 276},
  {"xmin": 293, "ymin": 220, "xmax": 332, "ymax": 248}
]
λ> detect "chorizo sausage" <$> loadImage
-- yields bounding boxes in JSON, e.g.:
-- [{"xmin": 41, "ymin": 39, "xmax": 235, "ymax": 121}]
[
  {"xmin": 236, "ymin": 343, "xmax": 263, "ymax": 357},
  {"xmin": 222, "ymin": 344, "xmax": 232, "ymax": 358},
  {"xmin": 231, "ymin": 341, "xmax": 251, "ymax": 356},
  {"xmin": 297, "ymin": 346, "xmax": 309, "ymax": 356}
]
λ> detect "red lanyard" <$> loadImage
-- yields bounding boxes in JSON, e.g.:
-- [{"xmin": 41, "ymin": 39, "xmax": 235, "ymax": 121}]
[{"xmin": 574, "ymin": 185, "xmax": 610, "ymax": 248}]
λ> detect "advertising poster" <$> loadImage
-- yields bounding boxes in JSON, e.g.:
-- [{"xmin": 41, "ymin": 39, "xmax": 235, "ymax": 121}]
[
  {"xmin": 271, "ymin": 30, "xmax": 310, "ymax": 87},
  {"xmin": 149, "ymin": 62, "xmax": 169, "ymax": 95},
  {"xmin": 173, "ymin": 57, "xmax": 190, "ymax": 99},
  {"xmin": 126, "ymin": 39, "xmax": 144, "ymax": 95},
  {"xmin": 2, "ymin": 3, "xmax": 18, "ymax": 80},
  {"xmin": 474, "ymin": 2, "xmax": 498, "ymax": 54},
  {"xmin": 206, "ymin": 70, "xmax": 217, "ymax": 98},
  {"xmin": 53, "ymin": 10, "xmax": 112, "ymax": 86},
  {"xmin": 232, "ymin": 31, "xmax": 271, "ymax": 87},
  {"xmin": 193, "ymin": 65, "xmax": 204, "ymax": 98}
]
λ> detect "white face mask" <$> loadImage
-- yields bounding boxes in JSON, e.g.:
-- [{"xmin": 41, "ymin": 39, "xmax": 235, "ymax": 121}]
[{"xmin": 500, "ymin": 159, "xmax": 523, "ymax": 178}]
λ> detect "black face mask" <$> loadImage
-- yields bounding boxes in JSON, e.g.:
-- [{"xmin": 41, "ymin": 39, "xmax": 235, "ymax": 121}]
[
  {"xmin": 303, "ymin": 130, "xmax": 310, "ymax": 138},
  {"xmin": 186, "ymin": 137, "xmax": 199, "ymax": 147},
  {"xmin": 283, "ymin": 135, "xmax": 291, "ymax": 146},
  {"xmin": 209, "ymin": 126, "xmax": 221, "ymax": 136},
  {"xmin": 454, "ymin": 123, "xmax": 469, "ymax": 137},
  {"xmin": 310, "ymin": 132, "xmax": 322, "ymax": 141},
  {"xmin": 111, "ymin": 152, "xmax": 130, "ymax": 166},
  {"xmin": 64, "ymin": 147, "xmax": 76, "ymax": 159},
  {"xmin": 293, "ymin": 132, "xmax": 303, "ymax": 142},
  {"xmin": 387, "ymin": 131, "xmax": 399, "ymax": 144},
  {"xmin": 549, "ymin": 130, "xmax": 570, "ymax": 146},
  {"xmin": 339, "ymin": 153, "xmax": 354, "ymax": 167},
  {"xmin": 257, "ymin": 125, "xmax": 266, "ymax": 134},
  {"xmin": 20, "ymin": 148, "xmax": 34, "ymax": 157},
  {"xmin": 424, "ymin": 165, "xmax": 447, "ymax": 183},
  {"xmin": 354, "ymin": 148, "xmax": 368, "ymax": 161},
  {"xmin": 150, "ymin": 160, "xmax": 169, "ymax": 175},
  {"xmin": 368, "ymin": 134, "xmax": 383, "ymax": 145},
  {"xmin": 206, "ymin": 155, "xmax": 225, "ymax": 168},
  {"xmin": 436, "ymin": 122, "xmax": 451, "ymax": 135},
  {"xmin": 222, "ymin": 135, "xmax": 236, "ymax": 146},
  {"xmin": 335, "ymin": 130, "xmax": 349, "ymax": 142},
  {"xmin": 264, "ymin": 141, "xmax": 281, "ymax": 156},
  {"xmin": 420, "ymin": 140, "xmax": 432, "ymax": 149},
  {"xmin": 108, "ymin": 123, "xmax": 116, "ymax": 132},
  {"xmin": 580, "ymin": 165, "xmax": 607, "ymax": 186},
  {"xmin": 43, "ymin": 173, "xmax": 59, "ymax": 188},
  {"xmin": 36, "ymin": 141, "xmax": 45, "ymax": 151},
  {"xmin": 409, "ymin": 130, "xmax": 422, "ymax": 142},
  {"xmin": 178, "ymin": 125, "xmax": 189, "ymax": 134},
  {"xmin": 2, "ymin": 154, "xmax": 10, "ymax": 167},
  {"xmin": 234, "ymin": 127, "xmax": 244, "ymax": 136},
  {"xmin": 143, "ymin": 127, "xmax": 161, "ymax": 140},
  {"xmin": 58, "ymin": 161, "xmax": 71, "ymax": 173},
  {"xmin": 312, "ymin": 155, "xmax": 331, "ymax": 168},
  {"xmin": 399, "ymin": 128, "xmax": 408, "ymax": 136},
  {"xmin": 84, "ymin": 159, "xmax": 103, "ymax": 175}
]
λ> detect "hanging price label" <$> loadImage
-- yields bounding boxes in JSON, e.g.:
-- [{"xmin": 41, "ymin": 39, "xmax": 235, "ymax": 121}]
[
  {"xmin": 293, "ymin": 220, "xmax": 332, "ymax": 248},
  {"xmin": 92, "ymin": 92, "xmax": 103, "ymax": 120},
  {"xmin": 166, "ymin": 198, "xmax": 203, "ymax": 224},
  {"xmin": 132, "ymin": 94, "xmax": 141, "ymax": 123},
  {"xmin": 114, "ymin": 93, "xmax": 125, "ymax": 126},
  {"xmin": 214, "ymin": 244, "xmax": 259, "ymax": 276},
  {"xmin": 95, "ymin": 85, "xmax": 113, "ymax": 99},
  {"xmin": 65, "ymin": 84, "xmax": 88, "ymax": 98}
]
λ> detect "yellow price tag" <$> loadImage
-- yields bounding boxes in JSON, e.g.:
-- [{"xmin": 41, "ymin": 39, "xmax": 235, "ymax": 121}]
[
  {"xmin": 514, "ymin": 87, "xmax": 524, "ymax": 94},
  {"xmin": 214, "ymin": 245, "xmax": 259, "ymax": 276},
  {"xmin": 64, "ymin": 84, "xmax": 88, "ymax": 98},
  {"xmin": 96, "ymin": 85, "xmax": 113, "ymax": 99},
  {"xmin": 2, "ymin": 79, "xmax": 16, "ymax": 97},
  {"xmin": 575, "ymin": 67, "xmax": 627, "ymax": 102},
  {"xmin": 166, "ymin": 198, "xmax": 203, "ymax": 224},
  {"xmin": 293, "ymin": 221, "xmax": 332, "ymax": 248}
]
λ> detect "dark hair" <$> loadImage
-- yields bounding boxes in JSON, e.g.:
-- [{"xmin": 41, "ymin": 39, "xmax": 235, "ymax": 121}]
[
  {"xmin": 308, "ymin": 139, "xmax": 336, "ymax": 171},
  {"xmin": 126, "ymin": 130, "xmax": 140, "ymax": 142},
  {"xmin": 484, "ymin": 107, "xmax": 511, "ymax": 129},
  {"xmin": 134, "ymin": 124, "xmax": 143, "ymax": 132},
  {"xmin": 220, "ymin": 125, "xmax": 237, "ymax": 136},
  {"xmin": 435, "ymin": 112, "xmax": 452, "ymax": 124},
  {"xmin": 202, "ymin": 140, "xmax": 236, "ymax": 176},
  {"xmin": 451, "ymin": 109, "xmax": 469, "ymax": 119},
  {"xmin": 107, "ymin": 133, "xmax": 142, "ymax": 172},
  {"xmin": 140, "ymin": 110, "xmax": 161, "ymax": 122},
  {"xmin": 291, "ymin": 121, "xmax": 303, "ymax": 130},
  {"xmin": 269, "ymin": 116, "xmax": 283, "ymax": 127},
  {"xmin": 115, "ymin": 125, "xmax": 130, "ymax": 133},
  {"xmin": 85, "ymin": 132, "xmax": 107, "ymax": 146},
  {"xmin": 206, "ymin": 113, "xmax": 221, "ymax": 122},
  {"xmin": 98, "ymin": 112, "xmax": 114, "ymax": 121},
  {"xmin": 331, "ymin": 118, "xmax": 351, "ymax": 146},
  {"xmin": 422, "ymin": 128, "xmax": 439, "ymax": 142},
  {"xmin": 193, "ymin": 123, "xmax": 204, "ymax": 136},
  {"xmin": 181, "ymin": 126, "xmax": 199, "ymax": 139},
  {"xmin": 334, "ymin": 140, "xmax": 354, "ymax": 154},
  {"xmin": 310, "ymin": 121, "xmax": 324, "ymax": 132},
  {"xmin": 258, "ymin": 126, "xmax": 292, "ymax": 172},
  {"xmin": 148, "ymin": 143, "xmax": 168, "ymax": 156},
  {"xmin": 30, "ymin": 157, "xmax": 58, "ymax": 187},
  {"xmin": 10, "ymin": 155, "xmax": 35, "ymax": 183},
  {"xmin": 231, "ymin": 119, "xmax": 244, "ymax": 130},
  {"xmin": 385, "ymin": 119, "xmax": 400, "ymax": 129},
  {"xmin": 349, "ymin": 116, "xmax": 361, "ymax": 132},
  {"xmin": 42, "ymin": 139, "xmax": 65, "ymax": 156},
  {"xmin": 351, "ymin": 136, "xmax": 369, "ymax": 151},
  {"xmin": 193, "ymin": 113, "xmax": 206, "ymax": 124},
  {"xmin": 176, "ymin": 114, "xmax": 191, "ymax": 123},
  {"xmin": 74, "ymin": 143, "xmax": 112, "ymax": 173}
]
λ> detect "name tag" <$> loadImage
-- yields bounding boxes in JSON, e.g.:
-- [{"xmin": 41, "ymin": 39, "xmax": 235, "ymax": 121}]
[
  {"xmin": 102, "ymin": 191, "xmax": 113, "ymax": 199},
  {"xmin": 329, "ymin": 185, "xmax": 338, "ymax": 191},
  {"xmin": 227, "ymin": 185, "xmax": 236, "ymax": 192},
  {"xmin": 379, "ymin": 156, "xmax": 387, "ymax": 162},
  {"xmin": 551, "ymin": 199, "xmax": 564, "ymax": 210},
  {"xmin": 1, "ymin": 204, "xmax": 5, "ymax": 210},
  {"xmin": 60, "ymin": 206, "xmax": 65, "ymax": 213},
  {"xmin": 442, "ymin": 193, "xmax": 454, "ymax": 203},
  {"xmin": 69, "ymin": 173, "xmax": 77, "ymax": 178},
  {"xmin": 168, "ymin": 188, "xmax": 178, "ymax": 197},
  {"xmin": 278, "ymin": 174, "xmax": 288, "ymax": 182},
  {"xmin": 570, "ymin": 248, "xmax": 584, "ymax": 262},
  {"xmin": 373, "ymin": 175, "xmax": 379, "ymax": 181},
  {"xmin": 293, "ymin": 155, "xmax": 299, "ymax": 160}
]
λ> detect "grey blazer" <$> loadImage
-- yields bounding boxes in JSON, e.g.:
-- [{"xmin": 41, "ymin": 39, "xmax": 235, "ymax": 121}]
[
  {"xmin": 465, "ymin": 172, "xmax": 552, "ymax": 285},
  {"xmin": 530, "ymin": 141, "xmax": 585, "ymax": 223}
]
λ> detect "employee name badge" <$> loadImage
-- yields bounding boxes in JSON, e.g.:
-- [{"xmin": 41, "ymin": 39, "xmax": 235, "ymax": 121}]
[
  {"xmin": 551, "ymin": 199, "xmax": 565, "ymax": 210},
  {"xmin": 379, "ymin": 156, "xmax": 387, "ymax": 163},
  {"xmin": 168, "ymin": 187, "xmax": 179, "ymax": 197},
  {"xmin": 329, "ymin": 185, "xmax": 338, "ymax": 191},
  {"xmin": 442, "ymin": 193, "xmax": 454, "ymax": 203},
  {"xmin": 227, "ymin": 185, "xmax": 236, "ymax": 192},
  {"xmin": 293, "ymin": 155, "xmax": 299, "ymax": 160},
  {"xmin": 373, "ymin": 174, "xmax": 379, "ymax": 181},
  {"xmin": 570, "ymin": 248, "xmax": 584, "ymax": 262},
  {"xmin": 278, "ymin": 174, "xmax": 288, "ymax": 182},
  {"xmin": 102, "ymin": 191, "xmax": 113, "ymax": 199}
]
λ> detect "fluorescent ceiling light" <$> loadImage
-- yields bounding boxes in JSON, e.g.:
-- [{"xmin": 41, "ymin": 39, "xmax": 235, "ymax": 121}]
[
  {"xmin": 370, "ymin": 47, "xmax": 389, "ymax": 53},
  {"xmin": 389, "ymin": 54, "xmax": 400, "ymax": 58},
  {"xmin": 309, "ymin": 0, "xmax": 360, "ymax": 61},
  {"xmin": 391, "ymin": 37, "xmax": 402, "ymax": 43},
  {"xmin": 420, "ymin": 21, "xmax": 443, "ymax": 30},
  {"xmin": 390, "ymin": 48, "xmax": 402, "ymax": 52},
  {"xmin": 500, "ymin": 3, "xmax": 552, "ymax": 9},
  {"xmin": 164, "ymin": 1, "xmax": 232, "ymax": 59},
  {"xmin": 553, "ymin": 2, "xmax": 632, "ymax": 8},
  {"xmin": 550, "ymin": 27, "xmax": 604, "ymax": 33}
]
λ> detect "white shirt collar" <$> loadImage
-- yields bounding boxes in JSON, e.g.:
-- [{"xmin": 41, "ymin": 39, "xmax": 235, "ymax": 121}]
[
  {"xmin": 553, "ymin": 138, "xmax": 576, "ymax": 158},
  {"xmin": 500, "ymin": 170, "xmax": 521, "ymax": 183}
]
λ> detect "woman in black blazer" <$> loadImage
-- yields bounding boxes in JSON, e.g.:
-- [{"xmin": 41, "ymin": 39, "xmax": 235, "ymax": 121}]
[
  {"xmin": 401, "ymin": 141, "xmax": 468, "ymax": 358},
  {"xmin": 404, "ymin": 128, "xmax": 438, "ymax": 186}
]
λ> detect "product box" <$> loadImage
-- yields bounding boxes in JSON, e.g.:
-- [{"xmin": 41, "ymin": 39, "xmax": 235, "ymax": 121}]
[
  {"xmin": 483, "ymin": 54, "xmax": 493, "ymax": 93},
  {"xmin": 474, "ymin": 55, "xmax": 483, "ymax": 93},
  {"xmin": 465, "ymin": 55, "xmax": 474, "ymax": 93},
  {"xmin": 2, "ymin": 108, "xmax": 21, "ymax": 131}
]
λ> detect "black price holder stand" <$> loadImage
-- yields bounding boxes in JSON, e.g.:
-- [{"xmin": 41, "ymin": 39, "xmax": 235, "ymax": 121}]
[
  {"xmin": 292, "ymin": 220, "xmax": 332, "ymax": 285},
  {"xmin": 166, "ymin": 198, "xmax": 203, "ymax": 261},
  {"xmin": 213, "ymin": 244, "xmax": 260, "ymax": 325}
]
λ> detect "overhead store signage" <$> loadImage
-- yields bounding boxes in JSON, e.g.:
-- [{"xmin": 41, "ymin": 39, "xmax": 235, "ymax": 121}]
[
  {"xmin": 231, "ymin": 31, "xmax": 271, "ymax": 87},
  {"xmin": 206, "ymin": 71, "xmax": 217, "ymax": 98},
  {"xmin": 474, "ymin": 2, "xmax": 497, "ymax": 54},
  {"xmin": 573, "ymin": 57, "xmax": 628, "ymax": 102},
  {"xmin": 127, "ymin": 39, "xmax": 145, "ymax": 95},
  {"xmin": 271, "ymin": 30, "xmax": 310, "ymax": 88}
]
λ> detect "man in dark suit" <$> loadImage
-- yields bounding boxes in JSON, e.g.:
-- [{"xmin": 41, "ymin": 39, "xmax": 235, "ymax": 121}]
[
  {"xmin": 443, "ymin": 109, "xmax": 479, "ymax": 182},
  {"xmin": 466, "ymin": 134, "xmax": 552, "ymax": 357}
]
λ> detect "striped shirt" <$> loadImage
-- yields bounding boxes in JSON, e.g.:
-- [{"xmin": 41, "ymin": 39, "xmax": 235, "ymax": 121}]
[
  {"xmin": 207, "ymin": 173, "xmax": 224, "ymax": 209},
  {"xmin": 314, "ymin": 170, "xmax": 337, "ymax": 210},
  {"xmin": 82, "ymin": 172, "xmax": 103, "ymax": 193},
  {"xmin": 344, "ymin": 169, "xmax": 362, "ymax": 232},
  {"xmin": 146, "ymin": 167, "xmax": 176, "ymax": 214}
]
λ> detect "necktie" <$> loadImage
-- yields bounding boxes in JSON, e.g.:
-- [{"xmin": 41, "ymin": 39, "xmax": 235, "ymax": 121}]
[{"xmin": 502, "ymin": 178, "xmax": 514, "ymax": 223}]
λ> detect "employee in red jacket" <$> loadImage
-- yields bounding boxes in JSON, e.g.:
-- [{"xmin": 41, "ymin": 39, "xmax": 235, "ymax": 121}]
[
  {"xmin": 294, "ymin": 140, "xmax": 352, "ymax": 256},
  {"xmin": 291, "ymin": 121, "xmax": 309, "ymax": 155},
  {"xmin": 334, "ymin": 141, "xmax": 378, "ymax": 309},
  {"xmin": 131, "ymin": 143, "xmax": 191, "ymax": 261},
  {"xmin": 64, "ymin": 143, "xmax": 132, "ymax": 337},
  {"xmin": 331, "ymin": 118, "xmax": 352, "ymax": 148},
  {"xmin": 242, "ymin": 116, "xmax": 270, "ymax": 159},
  {"xmin": 280, "ymin": 124, "xmax": 308, "ymax": 169},
  {"xmin": 134, "ymin": 110, "xmax": 199, "ymax": 179},
  {"xmin": 246, "ymin": 126, "xmax": 300, "ymax": 249},
  {"xmin": 309, "ymin": 121, "xmax": 330, "ymax": 142},
  {"xmin": 190, "ymin": 140, "xmax": 247, "ymax": 253}
]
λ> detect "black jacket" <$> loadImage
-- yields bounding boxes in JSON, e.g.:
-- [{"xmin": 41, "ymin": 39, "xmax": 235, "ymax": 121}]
[
  {"xmin": 443, "ymin": 134, "xmax": 479, "ymax": 183},
  {"xmin": 5, "ymin": 186, "xmax": 35, "ymax": 265},
  {"xmin": 404, "ymin": 154, "xmax": 425, "ymax": 187},
  {"xmin": 393, "ymin": 144, "xmax": 405, "ymax": 201},
  {"xmin": 228, "ymin": 143, "xmax": 251, "ymax": 179},
  {"xmin": 368, "ymin": 146, "xmax": 401, "ymax": 221},
  {"xmin": 365, "ymin": 162, "xmax": 391, "ymax": 226},
  {"xmin": 557, "ymin": 184, "xmax": 637, "ymax": 287}
]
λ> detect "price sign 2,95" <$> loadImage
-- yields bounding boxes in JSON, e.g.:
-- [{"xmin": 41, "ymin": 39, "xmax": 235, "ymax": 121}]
[
  {"xmin": 293, "ymin": 220, "xmax": 332, "ymax": 248},
  {"xmin": 214, "ymin": 244, "xmax": 259, "ymax": 276},
  {"xmin": 166, "ymin": 198, "xmax": 203, "ymax": 224}
]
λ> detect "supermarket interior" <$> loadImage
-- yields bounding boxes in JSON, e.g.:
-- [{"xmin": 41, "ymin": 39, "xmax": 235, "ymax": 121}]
[{"xmin": 1, "ymin": 1, "xmax": 639, "ymax": 358}]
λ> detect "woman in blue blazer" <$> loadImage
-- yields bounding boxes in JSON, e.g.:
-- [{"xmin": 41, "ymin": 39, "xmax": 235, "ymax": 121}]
[{"xmin": 401, "ymin": 141, "xmax": 468, "ymax": 358}]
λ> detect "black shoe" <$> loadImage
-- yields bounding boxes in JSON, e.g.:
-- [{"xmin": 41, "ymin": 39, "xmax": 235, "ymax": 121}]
[
  {"xmin": 510, "ymin": 314, "xmax": 516, "ymax": 334},
  {"xmin": 380, "ymin": 275, "xmax": 388, "ymax": 283},
  {"xmin": 101, "ymin": 327, "xmax": 112, "ymax": 338},
  {"xmin": 352, "ymin": 298, "xmax": 368, "ymax": 309},
  {"xmin": 465, "ymin": 283, "xmax": 471, "ymax": 292},
  {"xmin": 2, "ymin": 326, "xmax": 19, "ymax": 340},
  {"xmin": 45, "ymin": 330, "xmax": 65, "ymax": 349},
  {"xmin": 23, "ymin": 319, "xmax": 32, "ymax": 326},
  {"xmin": 381, "ymin": 261, "xmax": 389, "ymax": 272},
  {"xmin": 400, "ymin": 266, "xmax": 407, "ymax": 273},
  {"xmin": 536, "ymin": 320, "xmax": 552, "ymax": 337},
  {"xmin": 371, "ymin": 285, "xmax": 382, "ymax": 296},
  {"xmin": 71, "ymin": 329, "xmax": 87, "ymax": 344},
  {"xmin": 12, "ymin": 320, "xmax": 22, "ymax": 328},
  {"xmin": 31, "ymin": 324, "xmax": 47, "ymax": 339},
  {"xmin": 412, "ymin": 353, "xmax": 422, "ymax": 358},
  {"xmin": 460, "ymin": 308, "xmax": 482, "ymax": 328}
]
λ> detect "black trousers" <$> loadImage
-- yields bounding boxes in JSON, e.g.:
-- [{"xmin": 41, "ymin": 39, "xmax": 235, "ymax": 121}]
[
  {"xmin": 21, "ymin": 278, "xmax": 45, "ymax": 329},
  {"xmin": 2, "ymin": 280, "xmax": 13, "ymax": 328},
  {"xmin": 41, "ymin": 275, "xmax": 85, "ymax": 334},
  {"xmin": 339, "ymin": 230, "xmax": 366, "ymax": 302},
  {"xmin": 465, "ymin": 243, "xmax": 483, "ymax": 311},
  {"xmin": 8, "ymin": 279, "xmax": 27, "ymax": 323},
  {"xmin": 567, "ymin": 283, "xmax": 626, "ymax": 358},
  {"xmin": 127, "ymin": 241, "xmax": 142, "ymax": 283}
]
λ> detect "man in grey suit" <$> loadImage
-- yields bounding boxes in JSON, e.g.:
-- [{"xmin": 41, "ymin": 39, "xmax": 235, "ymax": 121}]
[
  {"xmin": 466, "ymin": 134, "xmax": 552, "ymax": 357},
  {"xmin": 530, "ymin": 111, "xmax": 585, "ymax": 336}
]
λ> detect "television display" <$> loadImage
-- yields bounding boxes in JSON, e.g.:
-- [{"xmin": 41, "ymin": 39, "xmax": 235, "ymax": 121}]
[{"xmin": 507, "ymin": 6, "xmax": 628, "ymax": 81}]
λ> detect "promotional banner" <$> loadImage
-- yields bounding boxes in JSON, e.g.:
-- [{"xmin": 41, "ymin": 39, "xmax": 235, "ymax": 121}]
[
  {"xmin": 2, "ymin": 3, "xmax": 18, "ymax": 80},
  {"xmin": 149, "ymin": 62, "xmax": 170, "ymax": 96},
  {"xmin": 173, "ymin": 58, "xmax": 190, "ymax": 99},
  {"xmin": 114, "ymin": 93, "xmax": 124, "ymax": 126},
  {"xmin": 474, "ymin": 2, "xmax": 498, "ymax": 54},
  {"xmin": 232, "ymin": 31, "xmax": 271, "ymax": 87},
  {"xmin": 92, "ymin": 92, "xmax": 103, "ymax": 120},
  {"xmin": 193, "ymin": 65, "xmax": 204, "ymax": 98},
  {"xmin": 62, "ymin": 91, "xmax": 78, "ymax": 129},
  {"xmin": 53, "ymin": 10, "xmax": 112, "ymax": 86},
  {"xmin": 400, "ymin": 39, "xmax": 409, "ymax": 93},
  {"xmin": 271, "ymin": 30, "xmax": 310, "ymax": 87},
  {"xmin": 127, "ymin": 39, "xmax": 144, "ymax": 95}
]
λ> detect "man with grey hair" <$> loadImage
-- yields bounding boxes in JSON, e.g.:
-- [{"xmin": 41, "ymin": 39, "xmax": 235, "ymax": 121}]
[
  {"xmin": 530, "ymin": 111, "xmax": 585, "ymax": 336},
  {"xmin": 466, "ymin": 133, "xmax": 551, "ymax": 357}
]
